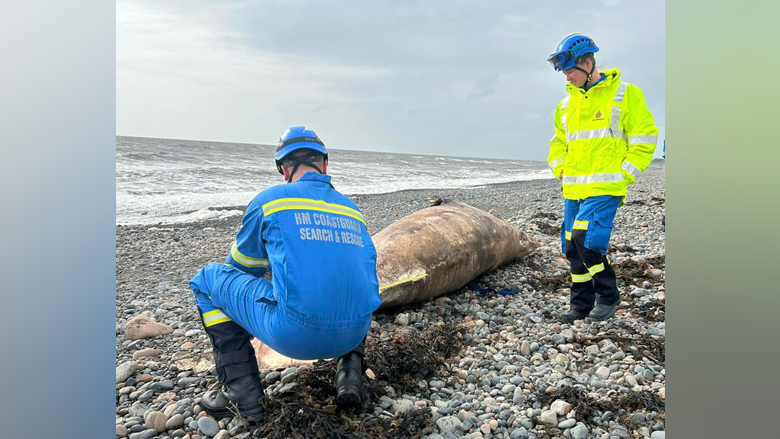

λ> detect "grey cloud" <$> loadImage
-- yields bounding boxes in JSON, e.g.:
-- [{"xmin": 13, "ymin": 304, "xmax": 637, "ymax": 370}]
[{"xmin": 117, "ymin": 0, "xmax": 665, "ymax": 160}]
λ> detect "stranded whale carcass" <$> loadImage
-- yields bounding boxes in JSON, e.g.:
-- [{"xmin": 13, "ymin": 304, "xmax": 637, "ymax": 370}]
[
  {"xmin": 251, "ymin": 201, "xmax": 539, "ymax": 367},
  {"xmin": 374, "ymin": 201, "xmax": 538, "ymax": 310}
]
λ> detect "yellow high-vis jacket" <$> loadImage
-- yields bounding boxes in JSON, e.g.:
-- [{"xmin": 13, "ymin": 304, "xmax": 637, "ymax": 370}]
[{"xmin": 548, "ymin": 68, "xmax": 658, "ymax": 200}]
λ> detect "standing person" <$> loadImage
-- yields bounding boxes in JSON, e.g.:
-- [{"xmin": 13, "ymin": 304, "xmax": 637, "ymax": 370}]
[
  {"xmin": 189, "ymin": 126, "xmax": 382, "ymax": 420},
  {"xmin": 546, "ymin": 34, "xmax": 658, "ymax": 323}
]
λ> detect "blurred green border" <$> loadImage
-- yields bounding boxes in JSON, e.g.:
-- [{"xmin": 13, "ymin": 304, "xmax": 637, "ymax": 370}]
[{"xmin": 670, "ymin": 1, "xmax": 777, "ymax": 437}]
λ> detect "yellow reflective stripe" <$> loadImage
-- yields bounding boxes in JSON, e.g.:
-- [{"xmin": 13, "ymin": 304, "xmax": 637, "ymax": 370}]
[
  {"xmin": 265, "ymin": 205, "xmax": 366, "ymax": 225},
  {"xmin": 205, "ymin": 317, "xmax": 231, "ymax": 327},
  {"xmin": 230, "ymin": 241, "xmax": 269, "ymax": 268},
  {"xmin": 571, "ymin": 273, "xmax": 592, "ymax": 283},
  {"xmin": 379, "ymin": 273, "xmax": 427, "ymax": 291},
  {"xmin": 573, "ymin": 220, "xmax": 589, "ymax": 230},
  {"xmin": 565, "ymin": 231, "xmax": 572, "ymax": 240},
  {"xmin": 588, "ymin": 263, "xmax": 605, "ymax": 275},
  {"xmin": 262, "ymin": 198, "xmax": 363, "ymax": 218},
  {"xmin": 262, "ymin": 198, "xmax": 365, "ymax": 225},
  {"xmin": 202, "ymin": 310, "xmax": 231, "ymax": 327}
]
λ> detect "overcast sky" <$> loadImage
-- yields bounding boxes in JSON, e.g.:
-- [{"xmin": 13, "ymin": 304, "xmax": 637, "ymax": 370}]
[{"xmin": 117, "ymin": 0, "xmax": 664, "ymax": 161}]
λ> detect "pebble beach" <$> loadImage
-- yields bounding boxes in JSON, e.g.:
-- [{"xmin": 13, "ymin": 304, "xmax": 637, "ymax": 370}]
[{"xmin": 116, "ymin": 164, "xmax": 666, "ymax": 439}]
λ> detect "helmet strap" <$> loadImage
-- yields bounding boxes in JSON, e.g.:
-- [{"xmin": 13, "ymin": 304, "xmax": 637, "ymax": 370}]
[
  {"xmin": 286, "ymin": 161, "xmax": 323, "ymax": 183},
  {"xmin": 575, "ymin": 61, "xmax": 597, "ymax": 91}
]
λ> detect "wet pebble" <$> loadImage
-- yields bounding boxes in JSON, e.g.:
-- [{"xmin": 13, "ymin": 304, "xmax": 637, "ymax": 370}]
[
  {"xmin": 571, "ymin": 423, "xmax": 589, "ymax": 439},
  {"xmin": 197, "ymin": 417, "xmax": 220, "ymax": 437},
  {"xmin": 435, "ymin": 416, "xmax": 461, "ymax": 434},
  {"xmin": 128, "ymin": 430, "xmax": 158, "ymax": 439}
]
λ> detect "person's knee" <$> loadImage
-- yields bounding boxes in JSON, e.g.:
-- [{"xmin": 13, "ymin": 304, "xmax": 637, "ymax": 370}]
[
  {"xmin": 349, "ymin": 336, "xmax": 367, "ymax": 358},
  {"xmin": 189, "ymin": 263, "xmax": 224, "ymax": 295},
  {"xmin": 570, "ymin": 229, "xmax": 587, "ymax": 250}
]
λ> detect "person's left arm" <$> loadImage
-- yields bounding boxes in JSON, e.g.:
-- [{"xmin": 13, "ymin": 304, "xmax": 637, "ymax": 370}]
[
  {"xmin": 225, "ymin": 200, "xmax": 270, "ymax": 277},
  {"xmin": 621, "ymin": 84, "xmax": 659, "ymax": 184}
]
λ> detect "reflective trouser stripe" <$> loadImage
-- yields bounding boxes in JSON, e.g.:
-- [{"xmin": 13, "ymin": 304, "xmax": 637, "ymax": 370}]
[
  {"xmin": 573, "ymin": 220, "xmax": 589, "ymax": 230},
  {"xmin": 588, "ymin": 263, "xmax": 605, "ymax": 275},
  {"xmin": 202, "ymin": 309, "xmax": 231, "ymax": 327},
  {"xmin": 572, "ymin": 272, "xmax": 592, "ymax": 283}
]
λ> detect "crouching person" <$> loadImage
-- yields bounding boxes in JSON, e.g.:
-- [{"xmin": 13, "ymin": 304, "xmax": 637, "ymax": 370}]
[{"xmin": 189, "ymin": 126, "xmax": 381, "ymax": 421}]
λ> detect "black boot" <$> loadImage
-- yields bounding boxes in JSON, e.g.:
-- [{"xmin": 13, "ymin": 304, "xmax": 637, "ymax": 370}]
[
  {"xmin": 334, "ymin": 341, "xmax": 368, "ymax": 408},
  {"xmin": 198, "ymin": 310, "xmax": 264, "ymax": 421},
  {"xmin": 588, "ymin": 302, "xmax": 616, "ymax": 321},
  {"xmin": 558, "ymin": 308, "xmax": 589, "ymax": 324},
  {"xmin": 589, "ymin": 256, "xmax": 619, "ymax": 321},
  {"xmin": 201, "ymin": 373, "xmax": 264, "ymax": 420}
]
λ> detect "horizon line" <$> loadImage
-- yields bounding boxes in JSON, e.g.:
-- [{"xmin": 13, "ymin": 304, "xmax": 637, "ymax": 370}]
[{"xmin": 116, "ymin": 133, "xmax": 549, "ymax": 163}]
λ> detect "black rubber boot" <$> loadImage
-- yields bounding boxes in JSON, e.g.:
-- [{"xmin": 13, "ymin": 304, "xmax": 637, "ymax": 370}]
[
  {"xmin": 589, "ymin": 256, "xmax": 619, "ymax": 321},
  {"xmin": 558, "ymin": 308, "xmax": 589, "ymax": 324},
  {"xmin": 589, "ymin": 302, "xmax": 617, "ymax": 321},
  {"xmin": 201, "ymin": 373, "xmax": 265, "ymax": 420},
  {"xmin": 198, "ymin": 310, "xmax": 264, "ymax": 421},
  {"xmin": 334, "ymin": 340, "xmax": 368, "ymax": 408},
  {"xmin": 591, "ymin": 257, "xmax": 618, "ymax": 304}
]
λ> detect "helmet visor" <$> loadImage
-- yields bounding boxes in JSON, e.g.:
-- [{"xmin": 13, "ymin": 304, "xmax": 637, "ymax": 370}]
[
  {"xmin": 547, "ymin": 52, "xmax": 571, "ymax": 71},
  {"xmin": 275, "ymin": 136, "xmax": 327, "ymax": 160}
]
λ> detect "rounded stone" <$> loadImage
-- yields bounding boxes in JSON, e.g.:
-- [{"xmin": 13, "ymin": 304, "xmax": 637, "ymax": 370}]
[
  {"xmin": 197, "ymin": 417, "xmax": 220, "ymax": 437},
  {"xmin": 144, "ymin": 411, "xmax": 168, "ymax": 431},
  {"xmin": 128, "ymin": 430, "xmax": 158, "ymax": 439},
  {"xmin": 435, "ymin": 416, "xmax": 461, "ymax": 434},
  {"xmin": 165, "ymin": 413, "xmax": 185, "ymax": 430},
  {"xmin": 558, "ymin": 418, "xmax": 576, "ymax": 428},
  {"xmin": 571, "ymin": 423, "xmax": 589, "ymax": 439}
]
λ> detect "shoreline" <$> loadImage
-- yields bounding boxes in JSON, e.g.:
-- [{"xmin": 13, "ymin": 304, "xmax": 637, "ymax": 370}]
[
  {"xmin": 115, "ymin": 174, "xmax": 559, "ymax": 229},
  {"xmin": 115, "ymin": 165, "xmax": 665, "ymax": 438},
  {"xmin": 117, "ymin": 164, "xmax": 662, "ymax": 232}
]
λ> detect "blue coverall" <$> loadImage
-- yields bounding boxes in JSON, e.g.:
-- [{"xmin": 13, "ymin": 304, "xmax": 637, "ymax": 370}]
[{"xmin": 190, "ymin": 172, "xmax": 382, "ymax": 360}]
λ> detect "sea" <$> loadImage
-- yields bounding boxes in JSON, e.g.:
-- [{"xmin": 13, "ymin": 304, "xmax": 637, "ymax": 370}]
[{"xmin": 116, "ymin": 136, "xmax": 553, "ymax": 225}]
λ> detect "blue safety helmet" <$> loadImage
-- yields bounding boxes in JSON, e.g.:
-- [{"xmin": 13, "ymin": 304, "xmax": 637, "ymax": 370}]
[
  {"xmin": 274, "ymin": 126, "xmax": 328, "ymax": 176},
  {"xmin": 547, "ymin": 33, "xmax": 599, "ymax": 72}
]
